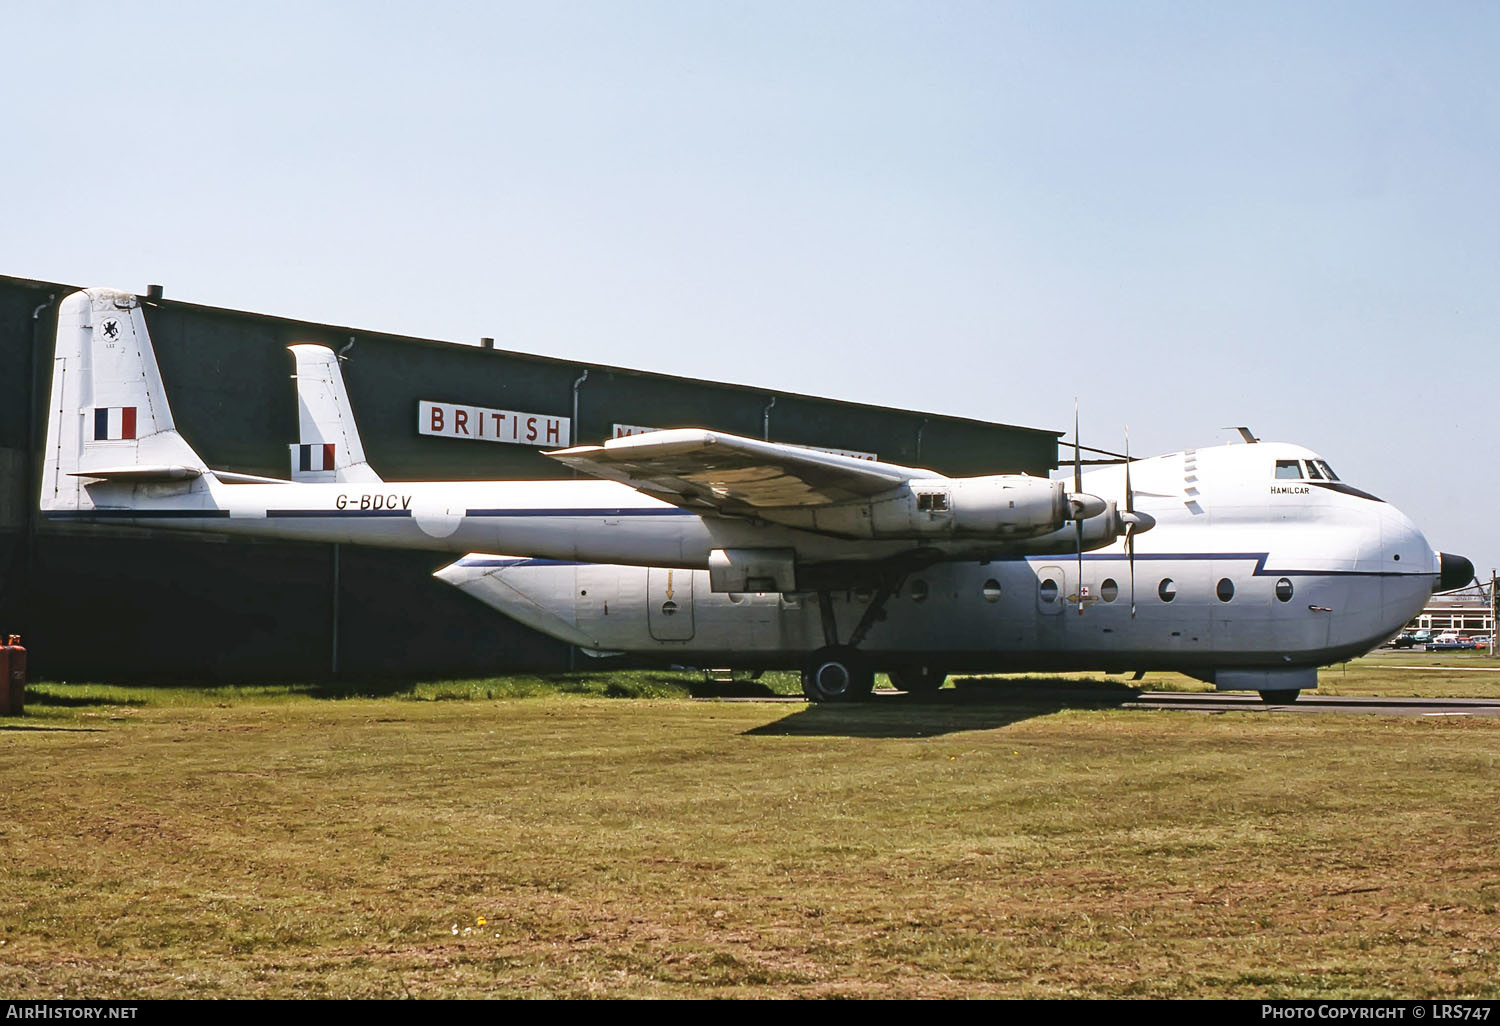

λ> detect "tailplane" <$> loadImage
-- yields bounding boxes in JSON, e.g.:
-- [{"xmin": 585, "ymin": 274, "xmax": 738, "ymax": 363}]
[
  {"xmin": 40, "ymin": 289, "xmax": 211, "ymax": 511},
  {"xmin": 288, "ymin": 344, "xmax": 382, "ymax": 484}
]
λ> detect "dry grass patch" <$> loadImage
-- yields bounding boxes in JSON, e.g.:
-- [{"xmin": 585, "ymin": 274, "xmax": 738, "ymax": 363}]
[{"xmin": 0, "ymin": 688, "xmax": 1497, "ymax": 997}]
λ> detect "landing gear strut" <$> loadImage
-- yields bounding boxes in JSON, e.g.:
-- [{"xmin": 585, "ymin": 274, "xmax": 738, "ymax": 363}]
[{"xmin": 801, "ymin": 577, "xmax": 902, "ymax": 703}]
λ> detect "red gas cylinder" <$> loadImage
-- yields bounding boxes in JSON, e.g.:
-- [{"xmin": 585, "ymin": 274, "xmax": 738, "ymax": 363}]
[{"xmin": 0, "ymin": 635, "xmax": 25, "ymax": 715}]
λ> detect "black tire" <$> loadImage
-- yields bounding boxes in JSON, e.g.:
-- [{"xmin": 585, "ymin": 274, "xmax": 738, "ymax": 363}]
[
  {"xmin": 801, "ymin": 646, "xmax": 875, "ymax": 703},
  {"xmin": 1259, "ymin": 690, "xmax": 1300, "ymax": 705},
  {"xmin": 888, "ymin": 665, "xmax": 947, "ymax": 694}
]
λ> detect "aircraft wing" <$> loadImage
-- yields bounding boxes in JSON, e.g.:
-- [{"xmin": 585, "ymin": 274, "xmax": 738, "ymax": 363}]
[{"xmin": 545, "ymin": 429, "xmax": 940, "ymax": 513}]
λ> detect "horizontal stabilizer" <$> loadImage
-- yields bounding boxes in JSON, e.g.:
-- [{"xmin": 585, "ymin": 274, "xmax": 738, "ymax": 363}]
[{"xmin": 68, "ymin": 465, "xmax": 205, "ymax": 482}]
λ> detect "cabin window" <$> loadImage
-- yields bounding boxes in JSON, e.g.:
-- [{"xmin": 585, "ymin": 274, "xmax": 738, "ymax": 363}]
[
  {"xmin": 1275, "ymin": 460, "xmax": 1302, "ymax": 480},
  {"xmin": 1158, "ymin": 578, "xmax": 1176, "ymax": 602},
  {"xmin": 1039, "ymin": 579, "xmax": 1059, "ymax": 604},
  {"xmin": 1100, "ymin": 578, "xmax": 1119, "ymax": 602},
  {"xmin": 981, "ymin": 579, "xmax": 1002, "ymax": 602},
  {"xmin": 1216, "ymin": 578, "xmax": 1235, "ymax": 602},
  {"xmin": 1275, "ymin": 578, "xmax": 1294, "ymax": 602},
  {"xmin": 917, "ymin": 492, "xmax": 950, "ymax": 513}
]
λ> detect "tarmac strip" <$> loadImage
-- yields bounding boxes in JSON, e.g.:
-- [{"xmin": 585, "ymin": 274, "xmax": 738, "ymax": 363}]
[{"xmin": 699, "ymin": 689, "xmax": 1500, "ymax": 717}]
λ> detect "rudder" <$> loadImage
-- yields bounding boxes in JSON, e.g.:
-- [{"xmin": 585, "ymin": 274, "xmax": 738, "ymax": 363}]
[
  {"xmin": 41, "ymin": 288, "xmax": 209, "ymax": 510},
  {"xmin": 287, "ymin": 344, "xmax": 382, "ymax": 484}
]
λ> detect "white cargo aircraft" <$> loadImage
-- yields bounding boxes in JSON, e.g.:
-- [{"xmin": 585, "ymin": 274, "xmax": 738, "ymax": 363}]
[
  {"xmin": 284, "ymin": 290, "xmax": 1471, "ymax": 706},
  {"xmin": 43, "ymin": 288, "xmax": 1128, "ymax": 630}
]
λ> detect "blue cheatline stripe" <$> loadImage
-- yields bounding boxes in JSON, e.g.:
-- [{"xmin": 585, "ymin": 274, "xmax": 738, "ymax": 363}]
[
  {"xmin": 465, "ymin": 507, "xmax": 697, "ymax": 517},
  {"xmin": 44, "ymin": 509, "xmax": 231, "ymax": 520},
  {"xmin": 266, "ymin": 509, "xmax": 412, "ymax": 518},
  {"xmin": 1018, "ymin": 551, "xmax": 1432, "ymax": 578}
]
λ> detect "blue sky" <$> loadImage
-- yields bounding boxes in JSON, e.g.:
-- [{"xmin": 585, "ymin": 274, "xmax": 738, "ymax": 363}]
[{"xmin": 5, "ymin": 2, "xmax": 1496, "ymax": 578}]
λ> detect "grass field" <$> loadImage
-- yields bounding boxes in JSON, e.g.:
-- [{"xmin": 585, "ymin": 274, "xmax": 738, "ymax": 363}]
[{"xmin": 2, "ymin": 658, "xmax": 1498, "ymax": 998}]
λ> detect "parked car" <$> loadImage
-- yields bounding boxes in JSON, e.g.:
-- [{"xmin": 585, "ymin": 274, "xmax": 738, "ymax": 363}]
[{"xmin": 1390, "ymin": 630, "xmax": 1433, "ymax": 648}]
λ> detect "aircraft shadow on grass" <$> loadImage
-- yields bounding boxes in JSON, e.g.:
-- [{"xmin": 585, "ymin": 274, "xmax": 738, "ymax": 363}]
[{"xmin": 743, "ymin": 676, "xmax": 1147, "ymax": 739}]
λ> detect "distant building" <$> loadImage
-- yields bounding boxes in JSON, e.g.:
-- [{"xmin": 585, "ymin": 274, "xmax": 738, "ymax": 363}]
[{"xmin": 1408, "ymin": 581, "xmax": 1494, "ymax": 635}]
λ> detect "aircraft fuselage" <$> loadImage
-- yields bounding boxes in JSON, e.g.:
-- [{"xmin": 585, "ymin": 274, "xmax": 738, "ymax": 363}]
[{"xmin": 435, "ymin": 442, "xmax": 1448, "ymax": 693}]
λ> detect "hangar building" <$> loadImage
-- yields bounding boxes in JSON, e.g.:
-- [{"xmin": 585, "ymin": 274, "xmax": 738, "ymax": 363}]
[{"xmin": 0, "ymin": 274, "xmax": 1061, "ymax": 681}]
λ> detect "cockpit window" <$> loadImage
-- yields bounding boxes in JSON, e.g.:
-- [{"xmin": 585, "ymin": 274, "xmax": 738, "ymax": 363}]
[
  {"xmin": 1271, "ymin": 454, "xmax": 1379, "ymax": 501},
  {"xmin": 1275, "ymin": 458, "xmax": 1343, "ymax": 483}
]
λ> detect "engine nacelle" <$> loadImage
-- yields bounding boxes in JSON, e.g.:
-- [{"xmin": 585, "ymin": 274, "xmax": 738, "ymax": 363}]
[{"xmin": 765, "ymin": 475, "xmax": 1068, "ymax": 540}]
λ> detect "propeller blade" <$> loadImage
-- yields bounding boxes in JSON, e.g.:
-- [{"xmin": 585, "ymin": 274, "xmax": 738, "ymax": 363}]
[
  {"xmin": 1076, "ymin": 520, "xmax": 1084, "ymax": 615},
  {"xmin": 1125, "ymin": 429, "xmax": 1136, "ymax": 618},
  {"xmin": 1075, "ymin": 401, "xmax": 1083, "ymax": 614},
  {"xmin": 1073, "ymin": 400, "xmax": 1082, "ymax": 495}
]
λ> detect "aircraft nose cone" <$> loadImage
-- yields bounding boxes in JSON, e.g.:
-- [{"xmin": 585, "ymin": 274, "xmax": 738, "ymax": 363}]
[{"xmin": 1438, "ymin": 552, "xmax": 1475, "ymax": 592}]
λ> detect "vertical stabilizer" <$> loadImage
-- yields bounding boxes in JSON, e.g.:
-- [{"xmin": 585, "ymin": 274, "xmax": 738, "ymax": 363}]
[
  {"xmin": 288, "ymin": 344, "xmax": 382, "ymax": 484},
  {"xmin": 40, "ymin": 289, "xmax": 210, "ymax": 511}
]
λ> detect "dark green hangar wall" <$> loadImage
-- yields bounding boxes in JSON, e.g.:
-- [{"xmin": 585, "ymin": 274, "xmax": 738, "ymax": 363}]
[{"xmin": 0, "ymin": 274, "xmax": 1060, "ymax": 682}]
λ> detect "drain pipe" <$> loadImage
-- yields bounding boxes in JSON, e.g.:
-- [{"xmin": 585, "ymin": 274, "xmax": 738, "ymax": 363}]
[
  {"xmin": 570, "ymin": 367, "xmax": 590, "ymax": 459},
  {"xmin": 762, "ymin": 396, "xmax": 777, "ymax": 440},
  {"xmin": 24, "ymin": 294, "xmax": 57, "ymax": 641},
  {"xmin": 567, "ymin": 368, "xmax": 591, "ymax": 674}
]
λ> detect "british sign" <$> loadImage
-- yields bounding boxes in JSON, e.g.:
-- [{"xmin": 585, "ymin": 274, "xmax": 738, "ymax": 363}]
[{"xmin": 420, "ymin": 401, "xmax": 571, "ymax": 447}]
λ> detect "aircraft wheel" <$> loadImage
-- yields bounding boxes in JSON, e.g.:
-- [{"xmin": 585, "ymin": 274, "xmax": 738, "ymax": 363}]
[
  {"xmin": 888, "ymin": 665, "xmax": 946, "ymax": 694},
  {"xmin": 802, "ymin": 647, "xmax": 874, "ymax": 703},
  {"xmin": 1259, "ymin": 690, "xmax": 1300, "ymax": 705}
]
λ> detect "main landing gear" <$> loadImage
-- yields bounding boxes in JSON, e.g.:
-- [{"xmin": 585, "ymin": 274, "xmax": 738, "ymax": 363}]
[
  {"xmin": 801, "ymin": 645, "xmax": 874, "ymax": 703},
  {"xmin": 800, "ymin": 580, "xmax": 945, "ymax": 703},
  {"xmin": 887, "ymin": 665, "xmax": 947, "ymax": 695}
]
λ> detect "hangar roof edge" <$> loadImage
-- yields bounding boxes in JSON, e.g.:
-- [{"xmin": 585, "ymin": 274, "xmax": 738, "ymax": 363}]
[{"xmin": 2, "ymin": 273, "xmax": 1060, "ymax": 441}]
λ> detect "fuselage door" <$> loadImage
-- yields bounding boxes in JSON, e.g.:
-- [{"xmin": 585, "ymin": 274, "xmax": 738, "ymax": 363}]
[
  {"xmin": 1037, "ymin": 565, "xmax": 1065, "ymax": 616},
  {"xmin": 647, "ymin": 566, "xmax": 695, "ymax": 641}
]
